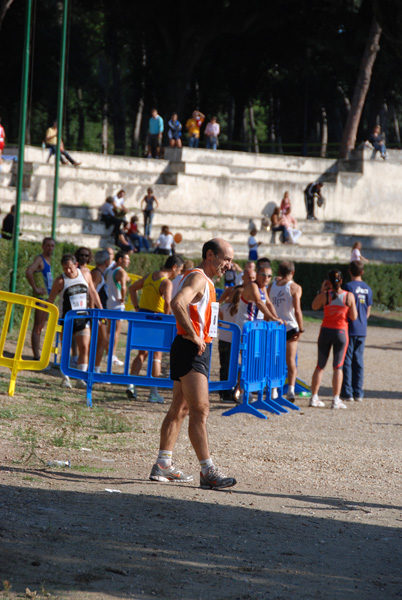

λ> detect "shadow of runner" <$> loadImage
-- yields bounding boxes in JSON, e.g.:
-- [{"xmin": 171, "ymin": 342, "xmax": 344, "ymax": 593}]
[{"xmin": 0, "ymin": 484, "xmax": 400, "ymax": 600}]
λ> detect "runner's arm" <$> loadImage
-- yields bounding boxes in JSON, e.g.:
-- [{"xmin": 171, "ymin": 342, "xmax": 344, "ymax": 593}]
[
  {"xmin": 83, "ymin": 270, "xmax": 102, "ymax": 309},
  {"xmin": 346, "ymin": 291, "xmax": 358, "ymax": 321},
  {"xmin": 47, "ymin": 276, "xmax": 64, "ymax": 305},
  {"xmin": 171, "ymin": 273, "xmax": 207, "ymax": 354},
  {"xmin": 160, "ymin": 279, "xmax": 173, "ymax": 315},
  {"xmin": 292, "ymin": 283, "xmax": 304, "ymax": 339},
  {"xmin": 25, "ymin": 256, "xmax": 46, "ymax": 296},
  {"xmin": 129, "ymin": 276, "xmax": 145, "ymax": 310}
]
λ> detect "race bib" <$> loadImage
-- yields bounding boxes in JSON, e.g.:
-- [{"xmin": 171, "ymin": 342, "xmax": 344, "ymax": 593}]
[
  {"xmin": 70, "ymin": 293, "xmax": 87, "ymax": 310},
  {"xmin": 209, "ymin": 302, "xmax": 219, "ymax": 338}
]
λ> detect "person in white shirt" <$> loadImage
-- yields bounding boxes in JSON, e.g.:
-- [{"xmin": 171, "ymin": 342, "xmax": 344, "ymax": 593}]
[
  {"xmin": 205, "ymin": 116, "xmax": 220, "ymax": 150},
  {"xmin": 112, "ymin": 189, "xmax": 128, "ymax": 219},
  {"xmin": 154, "ymin": 225, "xmax": 175, "ymax": 255},
  {"xmin": 268, "ymin": 261, "xmax": 304, "ymax": 402}
]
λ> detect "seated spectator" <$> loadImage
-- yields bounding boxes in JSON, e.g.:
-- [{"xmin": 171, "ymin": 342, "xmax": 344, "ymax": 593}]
[
  {"xmin": 351, "ymin": 241, "xmax": 368, "ymax": 263},
  {"xmin": 1, "ymin": 204, "xmax": 15, "ymax": 240},
  {"xmin": 205, "ymin": 116, "xmax": 220, "ymax": 150},
  {"xmin": 99, "ymin": 196, "xmax": 123, "ymax": 245},
  {"xmin": 112, "ymin": 189, "xmax": 128, "ymax": 219},
  {"xmin": 117, "ymin": 225, "xmax": 136, "ymax": 254},
  {"xmin": 168, "ymin": 113, "xmax": 182, "ymax": 148},
  {"xmin": 126, "ymin": 215, "xmax": 150, "ymax": 252},
  {"xmin": 280, "ymin": 191, "xmax": 291, "ymax": 213},
  {"xmin": 270, "ymin": 207, "xmax": 288, "ymax": 243},
  {"xmin": 154, "ymin": 225, "xmax": 175, "ymax": 255},
  {"xmin": 282, "ymin": 206, "xmax": 302, "ymax": 244},
  {"xmin": 366, "ymin": 125, "xmax": 388, "ymax": 160}
]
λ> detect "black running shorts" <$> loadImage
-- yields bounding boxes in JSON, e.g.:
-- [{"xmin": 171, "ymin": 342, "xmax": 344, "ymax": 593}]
[
  {"xmin": 317, "ymin": 326, "xmax": 348, "ymax": 370},
  {"xmin": 170, "ymin": 335, "xmax": 211, "ymax": 381}
]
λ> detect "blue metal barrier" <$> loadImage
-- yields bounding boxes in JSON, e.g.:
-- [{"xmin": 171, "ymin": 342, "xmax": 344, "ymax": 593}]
[
  {"xmin": 223, "ymin": 321, "xmax": 277, "ymax": 419},
  {"xmin": 215, "ymin": 288, "xmax": 224, "ymax": 300},
  {"xmin": 60, "ymin": 309, "xmax": 241, "ymax": 407},
  {"xmin": 263, "ymin": 323, "xmax": 299, "ymax": 413},
  {"xmin": 223, "ymin": 321, "xmax": 299, "ymax": 419}
]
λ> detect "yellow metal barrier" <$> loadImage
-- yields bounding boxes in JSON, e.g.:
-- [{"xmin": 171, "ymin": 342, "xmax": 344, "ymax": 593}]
[{"xmin": 0, "ymin": 291, "xmax": 59, "ymax": 396}]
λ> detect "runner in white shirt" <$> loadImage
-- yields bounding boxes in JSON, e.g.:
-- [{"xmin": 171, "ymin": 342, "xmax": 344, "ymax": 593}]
[
  {"xmin": 268, "ymin": 260, "xmax": 304, "ymax": 402},
  {"xmin": 48, "ymin": 253, "xmax": 99, "ymax": 389}
]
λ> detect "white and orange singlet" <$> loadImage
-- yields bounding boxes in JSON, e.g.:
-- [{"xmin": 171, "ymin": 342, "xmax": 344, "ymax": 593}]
[{"xmin": 176, "ymin": 268, "xmax": 218, "ymax": 343}]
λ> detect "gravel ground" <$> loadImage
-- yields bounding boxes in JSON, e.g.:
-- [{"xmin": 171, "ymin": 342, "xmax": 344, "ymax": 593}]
[{"xmin": 0, "ymin": 320, "xmax": 401, "ymax": 600}]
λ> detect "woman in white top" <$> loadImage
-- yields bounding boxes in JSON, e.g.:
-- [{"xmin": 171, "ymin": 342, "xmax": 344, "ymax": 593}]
[
  {"xmin": 154, "ymin": 225, "xmax": 175, "ymax": 255},
  {"xmin": 350, "ymin": 241, "xmax": 368, "ymax": 263}
]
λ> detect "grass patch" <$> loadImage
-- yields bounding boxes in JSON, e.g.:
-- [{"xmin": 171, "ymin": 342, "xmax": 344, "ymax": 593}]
[
  {"xmin": 71, "ymin": 465, "xmax": 113, "ymax": 473},
  {"xmin": 22, "ymin": 475, "xmax": 40, "ymax": 482},
  {"xmin": 97, "ymin": 413, "xmax": 133, "ymax": 434},
  {"xmin": 0, "ymin": 408, "xmax": 18, "ymax": 420}
]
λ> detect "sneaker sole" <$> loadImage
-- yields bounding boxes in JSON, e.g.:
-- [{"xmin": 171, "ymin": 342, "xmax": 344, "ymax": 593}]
[
  {"xmin": 200, "ymin": 479, "xmax": 237, "ymax": 490},
  {"xmin": 150, "ymin": 475, "xmax": 194, "ymax": 483}
]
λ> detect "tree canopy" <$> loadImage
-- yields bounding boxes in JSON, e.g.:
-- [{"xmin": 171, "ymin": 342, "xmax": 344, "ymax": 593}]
[{"xmin": 1, "ymin": 0, "xmax": 401, "ymax": 157}]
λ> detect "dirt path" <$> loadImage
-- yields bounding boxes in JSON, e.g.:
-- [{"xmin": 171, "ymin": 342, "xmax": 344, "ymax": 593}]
[{"xmin": 0, "ymin": 321, "xmax": 401, "ymax": 600}]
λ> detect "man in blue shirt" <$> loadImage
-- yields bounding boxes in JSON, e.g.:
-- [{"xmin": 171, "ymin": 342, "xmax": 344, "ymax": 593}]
[
  {"xmin": 147, "ymin": 108, "xmax": 164, "ymax": 158},
  {"xmin": 341, "ymin": 260, "xmax": 372, "ymax": 403}
]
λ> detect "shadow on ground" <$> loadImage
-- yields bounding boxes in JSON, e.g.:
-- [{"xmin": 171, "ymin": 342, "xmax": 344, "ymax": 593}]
[{"xmin": 0, "ymin": 480, "xmax": 400, "ymax": 600}]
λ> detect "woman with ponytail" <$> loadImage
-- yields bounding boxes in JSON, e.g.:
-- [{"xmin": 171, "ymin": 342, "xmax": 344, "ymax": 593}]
[{"xmin": 310, "ymin": 269, "xmax": 357, "ymax": 409}]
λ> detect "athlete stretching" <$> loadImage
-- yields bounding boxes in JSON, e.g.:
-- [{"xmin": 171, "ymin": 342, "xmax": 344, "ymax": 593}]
[{"xmin": 149, "ymin": 238, "xmax": 237, "ymax": 489}]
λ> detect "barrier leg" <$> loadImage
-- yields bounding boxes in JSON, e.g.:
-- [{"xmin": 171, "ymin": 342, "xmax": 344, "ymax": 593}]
[
  {"xmin": 223, "ymin": 386, "xmax": 267, "ymax": 419},
  {"xmin": 275, "ymin": 394, "xmax": 300, "ymax": 411},
  {"xmin": 222, "ymin": 402, "xmax": 267, "ymax": 419},
  {"xmin": 250, "ymin": 390, "xmax": 283, "ymax": 415}
]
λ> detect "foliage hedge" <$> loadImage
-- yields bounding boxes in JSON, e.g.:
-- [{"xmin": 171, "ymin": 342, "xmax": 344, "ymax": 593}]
[{"xmin": 1, "ymin": 240, "xmax": 401, "ymax": 326}]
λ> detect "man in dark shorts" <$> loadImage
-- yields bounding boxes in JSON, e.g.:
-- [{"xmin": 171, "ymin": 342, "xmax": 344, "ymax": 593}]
[{"xmin": 149, "ymin": 238, "xmax": 237, "ymax": 489}]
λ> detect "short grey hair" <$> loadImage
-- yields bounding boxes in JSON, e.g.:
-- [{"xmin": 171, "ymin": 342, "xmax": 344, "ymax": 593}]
[{"xmin": 95, "ymin": 249, "xmax": 110, "ymax": 265}]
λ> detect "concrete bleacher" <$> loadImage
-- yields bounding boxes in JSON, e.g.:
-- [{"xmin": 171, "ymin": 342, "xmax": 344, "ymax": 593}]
[{"xmin": 1, "ymin": 144, "xmax": 402, "ymax": 262}]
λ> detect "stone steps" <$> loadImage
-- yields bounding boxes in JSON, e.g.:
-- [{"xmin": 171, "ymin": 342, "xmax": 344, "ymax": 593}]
[{"xmin": 2, "ymin": 145, "xmax": 402, "ymax": 263}]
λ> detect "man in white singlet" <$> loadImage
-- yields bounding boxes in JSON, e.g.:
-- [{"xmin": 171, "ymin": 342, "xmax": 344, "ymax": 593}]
[
  {"xmin": 149, "ymin": 238, "xmax": 237, "ymax": 490},
  {"xmin": 48, "ymin": 253, "xmax": 98, "ymax": 389},
  {"xmin": 268, "ymin": 261, "xmax": 304, "ymax": 402},
  {"xmin": 106, "ymin": 251, "xmax": 131, "ymax": 366}
]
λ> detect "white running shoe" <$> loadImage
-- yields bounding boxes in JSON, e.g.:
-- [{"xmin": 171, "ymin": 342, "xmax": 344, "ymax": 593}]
[
  {"xmin": 332, "ymin": 399, "xmax": 347, "ymax": 409},
  {"xmin": 310, "ymin": 397, "xmax": 325, "ymax": 407},
  {"xmin": 61, "ymin": 375, "xmax": 72, "ymax": 389},
  {"xmin": 271, "ymin": 388, "xmax": 278, "ymax": 399},
  {"xmin": 112, "ymin": 355, "xmax": 124, "ymax": 366},
  {"xmin": 341, "ymin": 396, "xmax": 354, "ymax": 402},
  {"xmin": 286, "ymin": 391, "xmax": 296, "ymax": 402},
  {"xmin": 354, "ymin": 397, "xmax": 363, "ymax": 402},
  {"xmin": 75, "ymin": 379, "xmax": 87, "ymax": 389}
]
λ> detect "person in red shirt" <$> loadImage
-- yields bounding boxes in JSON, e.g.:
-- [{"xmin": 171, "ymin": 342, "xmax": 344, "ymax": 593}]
[{"xmin": 310, "ymin": 270, "xmax": 357, "ymax": 409}]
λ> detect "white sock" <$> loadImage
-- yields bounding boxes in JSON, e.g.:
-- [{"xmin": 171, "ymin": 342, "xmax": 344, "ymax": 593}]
[
  {"xmin": 333, "ymin": 395, "xmax": 340, "ymax": 403},
  {"xmin": 157, "ymin": 450, "xmax": 172, "ymax": 468},
  {"xmin": 288, "ymin": 385, "xmax": 295, "ymax": 395},
  {"xmin": 127, "ymin": 383, "xmax": 134, "ymax": 390},
  {"xmin": 312, "ymin": 394, "xmax": 319, "ymax": 402},
  {"xmin": 77, "ymin": 364, "xmax": 88, "ymax": 373},
  {"xmin": 199, "ymin": 457, "xmax": 214, "ymax": 476},
  {"xmin": 95, "ymin": 366, "xmax": 101, "ymax": 373}
]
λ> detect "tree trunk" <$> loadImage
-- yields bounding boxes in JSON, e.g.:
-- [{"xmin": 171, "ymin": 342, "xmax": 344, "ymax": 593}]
[
  {"xmin": 320, "ymin": 107, "xmax": 328, "ymax": 158},
  {"xmin": 248, "ymin": 102, "xmax": 259, "ymax": 154},
  {"xmin": 340, "ymin": 16, "xmax": 382, "ymax": 158},
  {"xmin": 389, "ymin": 103, "xmax": 401, "ymax": 145},
  {"xmin": 76, "ymin": 88, "xmax": 85, "ymax": 151},
  {"xmin": 102, "ymin": 100, "xmax": 108, "ymax": 155}
]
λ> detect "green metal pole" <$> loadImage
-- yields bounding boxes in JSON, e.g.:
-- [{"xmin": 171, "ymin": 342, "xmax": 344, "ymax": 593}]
[
  {"xmin": 51, "ymin": 0, "xmax": 69, "ymax": 240},
  {"xmin": 9, "ymin": 0, "xmax": 32, "ymax": 330}
]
